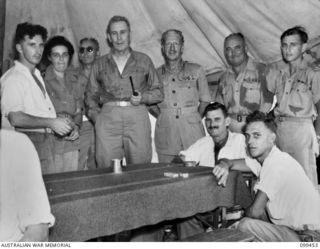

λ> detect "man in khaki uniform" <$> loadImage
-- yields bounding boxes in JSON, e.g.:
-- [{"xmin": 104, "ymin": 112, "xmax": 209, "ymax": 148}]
[
  {"xmin": 267, "ymin": 26, "xmax": 320, "ymax": 187},
  {"xmin": 216, "ymin": 33, "xmax": 273, "ymax": 133},
  {"xmin": 149, "ymin": 29, "xmax": 211, "ymax": 163},
  {"xmin": 86, "ymin": 16, "xmax": 163, "ymax": 168}
]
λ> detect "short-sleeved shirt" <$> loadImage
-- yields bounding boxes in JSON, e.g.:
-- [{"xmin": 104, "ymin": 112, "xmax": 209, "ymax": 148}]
[
  {"xmin": 217, "ymin": 58, "xmax": 273, "ymax": 115},
  {"xmin": 44, "ymin": 65, "xmax": 83, "ymax": 119},
  {"xmin": 0, "ymin": 61, "xmax": 56, "ymax": 132},
  {"xmin": 179, "ymin": 131, "xmax": 261, "ymax": 176},
  {"xmin": 86, "ymin": 49, "xmax": 163, "ymax": 118},
  {"xmin": 157, "ymin": 60, "xmax": 212, "ymax": 109},
  {"xmin": 266, "ymin": 60, "xmax": 320, "ymax": 118},
  {"xmin": 0, "ymin": 130, "xmax": 55, "ymax": 241},
  {"xmin": 255, "ymin": 146, "xmax": 320, "ymax": 231}
]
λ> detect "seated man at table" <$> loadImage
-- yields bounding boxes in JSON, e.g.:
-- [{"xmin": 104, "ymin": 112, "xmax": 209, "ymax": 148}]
[
  {"xmin": 215, "ymin": 111, "xmax": 320, "ymax": 241},
  {"xmin": 0, "ymin": 130, "xmax": 55, "ymax": 241},
  {"xmin": 175, "ymin": 102, "xmax": 261, "ymax": 238}
]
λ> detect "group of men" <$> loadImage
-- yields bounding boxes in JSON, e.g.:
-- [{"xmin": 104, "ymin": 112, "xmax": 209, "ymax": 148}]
[{"xmin": 1, "ymin": 14, "xmax": 320, "ymax": 242}]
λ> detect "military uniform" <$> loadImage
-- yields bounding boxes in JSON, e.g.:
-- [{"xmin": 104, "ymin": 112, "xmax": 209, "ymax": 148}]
[
  {"xmin": 217, "ymin": 58, "xmax": 273, "ymax": 132},
  {"xmin": 86, "ymin": 49, "xmax": 163, "ymax": 168},
  {"xmin": 154, "ymin": 61, "xmax": 211, "ymax": 162},
  {"xmin": 75, "ymin": 66, "xmax": 97, "ymax": 170},
  {"xmin": 266, "ymin": 60, "xmax": 320, "ymax": 187},
  {"xmin": 44, "ymin": 65, "xmax": 83, "ymax": 173}
]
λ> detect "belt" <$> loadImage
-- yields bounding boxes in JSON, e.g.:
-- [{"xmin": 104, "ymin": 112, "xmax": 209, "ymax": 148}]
[
  {"xmin": 276, "ymin": 116, "xmax": 313, "ymax": 123},
  {"xmin": 229, "ymin": 114, "xmax": 247, "ymax": 122},
  {"xmin": 161, "ymin": 106, "xmax": 198, "ymax": 115},
  {"xmin": 105, "ymin": 101, "xmax": 133, "ymax": 107},
  {"xmin": 17, "ymin": 128, "xmax": 52, "ymax": 134}
]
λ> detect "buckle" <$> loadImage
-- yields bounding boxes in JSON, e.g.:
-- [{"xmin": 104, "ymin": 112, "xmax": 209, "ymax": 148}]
[{"xmin": 237, "ymin": 115, "xmax": 242, "ymax": 122}]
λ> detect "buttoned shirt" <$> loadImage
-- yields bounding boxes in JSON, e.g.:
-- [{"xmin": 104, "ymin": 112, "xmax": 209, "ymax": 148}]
[
  {"xmin": 0, "ymin": 61, "xmax": 56, "ymax": 132},
  {"xmin": 86, "ymin": 49, "xmax": 163, "ymax": 118},
  {"xmin": 255, "ymin": 146, "xmax": 320, "ymax": 231},
  {"xmin": 217, "ymin": 58, "xmax": 273, "ymax": 115},
  {"xmin": 157, "ymin": 60, "xmax": 211, "ymax": 109},
  {"xmin": 44, "ymin": 65, "xmax": 84, "ymax": 125},
  {"xmin": 266, "ymin": 60, "xmax": 320, "ymax": 118},
  {"xmin": 179, "ymin": 131, "xmax": 261, "ymax": 176}
]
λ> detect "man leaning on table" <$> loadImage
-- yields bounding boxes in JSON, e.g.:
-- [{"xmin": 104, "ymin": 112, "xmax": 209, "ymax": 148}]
[
  {"xmin": 212, "ymin": 111, "xmax": 320, "ymax": 242},
  {"xmin": 175, "ymin": 102, "xmax": 261, "ymax": 239}
]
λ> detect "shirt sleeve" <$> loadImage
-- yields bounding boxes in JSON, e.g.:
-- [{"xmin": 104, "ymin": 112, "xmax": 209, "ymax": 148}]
[
  {"xmin": 140, "ymin": 56, "xmax": 164, "ymax": 105},
  {"xmin": 13, "ymin": 132, "xmax": 55, "ymax": 232},
  {"xmin": 197, "ymin": 66, "xmax": 212, "ymax": 103},
  {"xmin": 309, "ymin": 69, "xmax": 320, "ymax": 104},
  {"xmin": 1, "ymin": 75, "xmax": 26, "ymax": 117},
  {"xmin": 255, "ymin": 162, "xmax": 281, "ymax": 201},
  {"xmin": 85, "ymin": 62, "xmax": 103, "ymax": 119}
]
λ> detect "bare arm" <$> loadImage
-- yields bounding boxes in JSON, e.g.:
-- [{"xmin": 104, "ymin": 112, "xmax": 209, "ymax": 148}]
[
  {"xmin": 314, "ymin": 100, "xmax": 320, "ymax": 136},
  {"xmin": 198, "ymin": 101, "xmax": 210, "ymax": 118},
  {"xmin": 212, "ymin": 158, "xmax": 253, "ymax": 186},
  {"xmin": 8, "ymin": 111, "xmax": 72, "ymax": 136},
  {"xmin": 244, "ymin": 190, "xmax": 270, "ymax": 222},
  {"xmin": 19, "ymin": 224, "xmax": 49, "ymax": 242}
]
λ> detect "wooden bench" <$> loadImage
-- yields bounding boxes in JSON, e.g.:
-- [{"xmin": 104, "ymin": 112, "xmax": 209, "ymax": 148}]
[{"xmin": 181, "ymin": 228, "xmax": 255, "ymax": 242}]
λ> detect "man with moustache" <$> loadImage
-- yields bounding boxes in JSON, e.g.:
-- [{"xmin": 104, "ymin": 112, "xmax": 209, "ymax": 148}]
[
  {"xmin": 149, "ymin": 29, "xmax": 211, "ymax": 163},
  {"xmin": 1, "ymin": 22, "xmax": 73, "ymax": 173},
  {"xmin": 231, "ymin": 111, "xmax": 320, "ymax": 242},
  {"xmin": 131, "ymin": 102, "xmax": 259, "ymax": 241},
  {"xmin": 216, "ymin": 33, "xmax": 273, "ymax": 133},
  {"xmin": 77, "ymin": 37, "xmax": 100, "ymax": 170},
  {"xmin": 86, "ymin": 16, "xmax": 163, "ymax": 168},
  {"xmin": 266, "ymin": 26, "xmax": 320, "ymax": 187}
]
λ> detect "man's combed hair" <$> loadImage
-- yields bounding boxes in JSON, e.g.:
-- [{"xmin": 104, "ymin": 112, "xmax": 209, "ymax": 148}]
[
  {"xmin": 106, "ymin": 15, "xmax": 131, "ymax": 35},
  {"xmin": 14, "ymin": 22, "xmax": 48, "ymax": 45},
  {"xmin": 245, "ymin": 111, "xmax": 277, "ymax": 134},
  {"xmin": 161, "ymin": 29, "xmax": 184, "ymax": 46},
  {"xmin": 281, "ymin": 26, "xmax": 308, "ymax": 44},
  {"xmin": 204, "ymin": 102, "xmax": 228, "ymax": 117}
]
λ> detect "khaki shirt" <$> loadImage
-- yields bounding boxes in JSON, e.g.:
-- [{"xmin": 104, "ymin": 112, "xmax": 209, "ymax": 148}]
[
  {"xmin": 86, "ymin": 49, "xmax": 163, "ymax": 119},
  {"xmin": 266, "ymin": 60, "xmax": 320, "ymax": 118},
  {"xmin": 154, "ymin": 61, "xmax": 211, "ymax": 155},
  {"xmin": 217, "ymin": 58, "xmax": 273, "ymax": 115}
]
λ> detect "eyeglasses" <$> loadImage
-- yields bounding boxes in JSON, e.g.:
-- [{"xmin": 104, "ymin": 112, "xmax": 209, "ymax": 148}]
[{"xmin": 79, "ymin": 46, "xmax": 94, "ymax": 54}]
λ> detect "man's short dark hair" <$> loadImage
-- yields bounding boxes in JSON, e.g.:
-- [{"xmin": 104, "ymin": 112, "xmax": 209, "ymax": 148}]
[
  {"xmin": 42, "ymin": 35, "xmax": 74, "ymax": 66},
  {"xmin": 224, "ymin": 33, "xmax": 245, "ymax": 45},
  {"xmin": 106, "ymin": 15, "xmax": 131, "ymax": 35},
  {"xmin": 13, "ymin": 22, "xmax": 48, "ymax": 59},
  {"xmin": 204, "ymin": 102, "xmax": 228, "ymax": 117},
  {"xmin": 161, "ymin": 29, "xmax": 184, "ymax": 46},
  {"xmin": 79, "ymin": 37, "xmax": 100, "ymax": 51},
  {"xmin": 281, "ymin": 26, "xmax": 308, "ymax": 44},
  {"xmin": 244, "ymin": 111, "xmax": 277, "ymax": 134}
]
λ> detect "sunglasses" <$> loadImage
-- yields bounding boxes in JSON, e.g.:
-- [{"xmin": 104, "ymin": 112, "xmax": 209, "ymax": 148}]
[{"xmin": 79, "ymin": 46, "xmax": 94, "ymax": 54}]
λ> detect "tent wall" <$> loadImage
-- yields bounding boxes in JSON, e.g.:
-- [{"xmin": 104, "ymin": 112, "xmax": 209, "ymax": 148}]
[
  {"xmin": 0, "ymin": 0, "xmax": 5, "ymax": 74},
  {"xmin": 2, "ymin": 0, "xmax": 320, "ymax": 75}
]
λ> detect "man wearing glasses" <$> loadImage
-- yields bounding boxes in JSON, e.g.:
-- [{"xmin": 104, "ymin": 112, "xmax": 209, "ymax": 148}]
[
  {"xmin": 77, "ymin": 37, "xmax": 100, "ymax": 170},
  {"xmin": 86, "ymin": 16, "xmax": 163, "ymax": 168}
]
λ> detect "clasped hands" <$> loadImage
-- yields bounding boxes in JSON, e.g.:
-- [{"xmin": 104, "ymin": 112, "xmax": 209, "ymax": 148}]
[{"xmin": 212, "ymin": 158, "xmax": 233, "ymax": 187}]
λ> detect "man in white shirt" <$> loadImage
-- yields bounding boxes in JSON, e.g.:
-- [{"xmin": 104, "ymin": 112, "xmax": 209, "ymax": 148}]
[
  {"xmin": 0, "ymin": 130, "xmax": 55, "ymax": 241},
  {"xmin": 176, "ymin": 102, "xmax": 260, "ymax": 238},
  {"xmin": 224, "ymin": 111, "xmax": 320, "ymax": 241},
  {"xmin": 1, "ymin": 22, "xmax": 73, "ymax": 174}
]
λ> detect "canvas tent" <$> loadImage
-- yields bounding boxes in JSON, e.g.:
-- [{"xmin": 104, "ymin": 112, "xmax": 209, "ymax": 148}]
[{"xmin": 2, "ymin": 0, "xmax": 320, "ymax": 77}]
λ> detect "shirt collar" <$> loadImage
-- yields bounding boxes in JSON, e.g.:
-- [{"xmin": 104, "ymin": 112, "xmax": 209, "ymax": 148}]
[
  {"xmin": 14, "ymin": 60, "xmax": 40, "ymax": 75},
  {"xmin": 280, "ymin": 58, "xmax": 308, "ymax": 76}
]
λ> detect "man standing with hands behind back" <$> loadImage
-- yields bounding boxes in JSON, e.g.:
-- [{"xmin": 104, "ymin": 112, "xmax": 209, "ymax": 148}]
[{"xmin": 86, "ymin": 16, "xmax": 163, "ymax": 168}]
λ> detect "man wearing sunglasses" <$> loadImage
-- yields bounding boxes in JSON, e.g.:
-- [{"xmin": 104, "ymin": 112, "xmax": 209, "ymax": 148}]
[
  {"xmin": 77, "ymin": 37, "xmax": 100, "ymax": 170},
  {"xmin": 86, "ymin": 16, "xmax": 163, "ymax": 168}
]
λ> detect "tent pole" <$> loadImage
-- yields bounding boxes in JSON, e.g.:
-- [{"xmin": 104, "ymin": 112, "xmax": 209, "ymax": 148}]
[{"xmin": 0, "ymin": 0, "xmax": 6, "ymax": 75}]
